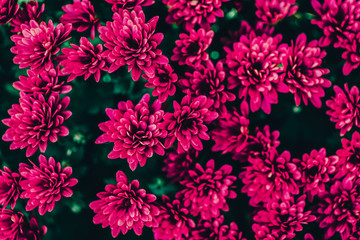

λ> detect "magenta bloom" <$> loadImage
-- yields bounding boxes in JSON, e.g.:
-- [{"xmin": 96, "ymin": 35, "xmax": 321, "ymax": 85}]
[
  {"xmin": 10, "ymin": 20, "xmax": 72, "ymax": 73},
  {"xmin": 0, "ymin": 0, "xmax": 18, "ymax": 25},
  {"xmin": 99, "ymin": 6, "xmax": 168, "ymax": 81},
  {"xmin": 211, "ymin": 102, "xmax": 250, "ymax": 157},
  {"xmin": 179, "ymin": 60, "xmax": 236, "ymax": 112},
  {"xmin": 20, "ymin": 213, "xmax": 47, "ymax": 240},
  {"xmin": 253, "ymin": 195, "xmax": 316, "ymax": 240},
  {"xmin": 239, "ymin": 150, "xmax": 301, "ymax": 206},
  {"xmin": 282, "ymin": 33, "xmax": 331, "ymax": 108},
  {"xmin": 0, "ymin": 167, "xmax": 21, "ymax": 209},
  {"xmin": 0, "ymin": 209, "xmax": 25, "ymax": 239},
  {"xmin": 160, "ymin": 95, "xmax": 218, "ymax": 152},
  {"xmin": 19, "ymin": 155, "xmax": 78, "ymax": 215},
  {"xmin": 255, "ymin": 0, "xmax": 298, "ymax": 25},
  {"xmin": 176, "ymin": 159, "xmax": 237, "ymax": 220},
  {"xmin": 163, "ymin": 0, "xmax": 229, "ymax": 32},
  {"xmin": 58, "ymin": 37, "xmax": 107, "ymax": 82},
  {"xmin": 106, "ymin": 0, "xmax": 155, "ymax": 11},
  {"xmin": 317, "ymin": 178, "xmax": 360, "ymax": 239},
  {"xmin": 143, "ymin": 63, "xmax": 178, "ymax": 103},
  {"xmin": 90, "ymin": 171, "xmax": 159, "ymax": 237},
  {"xmin": 13, "ymin": 68, "xmax": 72, "ymax": 95},
  {"xmin": 60, "ymin": 0, "xmax": 100, "ymax": 40},
  {"xmin": 293, "ymin": 148, "xmax": 338, "ymax": 202},
  {"xmin": 2, "ymin": 92, "xmax": 71, "ymax": 157},
  {"xmin": 172, "ymin": 28, "xmax": 214, "ymax": 68},
  {"xmin": 226, "ymin": 32, "xmax": 288, "ymax": 114},
  {"xmin": 342, "ymin": 32, "xmax": 360, "ymax": 75},
  {"xmin": 153, "ymin": 195, "xmax": 195, "ymax": 240},
  {"xmin": 10, "ymin": 0, "xmax": 44, "ymax": 33},
  {"xmin": 96, "ymin": 94, "xmax": 167, "ymax": 171},
  {"xmin": 326, "ymin": 84, "xmax": 360, "ymax": 136}
]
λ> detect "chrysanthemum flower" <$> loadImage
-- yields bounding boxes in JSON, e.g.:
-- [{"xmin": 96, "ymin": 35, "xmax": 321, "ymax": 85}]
[
  {"xmin": 20, "ymin": 213, "xmax": 47, "ymax": 240},
  {"xmin": 179, "ymin": 60, "xmax": 236, "ymax": 113},
  {"xmin": 90, "ymin": 171, "xmax": 159, "ymax": 237},
  {"xmin": 317, "ymin": 178, "xmax": 360, "ymax": 239},
  {"xmin": 171, "ymin": 28, "xmax": 214, "ymax": 68},
  {"xmin": 19, "ymin": 155, "xmax": 78, "ymax": 215},
  {"xmin": 239, "ymin": 150, "xmax": 301, "ymax": 206},
  {"xmin": 160, "ymin": 94, "xmax": 218, "ymax": 152},
  {"xmin": 0, "ymin": 209, "xmax": 25, "ymax": 239},
  {"xmin": 143, "ymin": 63, "xmax": 178, "ymax": 103},
  {"xmin": 226, "ymin": 31, "xmax": 288, "ymax": 114},
  {"xmin": 153, "ymin": 195, "xmax": 195, "ymax": 240},
  {"xmin": 0, "ymin": 0, "xmax": 19, "ymax": 25},
  {"xmin": 293, "ymin": 148, "xmax": 338, "ymax": 201},
  {"xmin": 176, "ymin": 159, "xmax": 237, "ymax": 220},
  {"xmin": 10, "ymin": 0, "xmax": 44, "ymax": 33},
  {"xmin": 106, "ymin": 0, "xmax": 155, "ymax": 11},
  {"xmin": 2, "ymin": 92, "xmax": 72, "ymax": 157},
  {"xmin": 13, "ymin": 67, "xmax": 72, "ymax": 95},
  {"xmin": 99, "ymin": 6, "xmax": 168, "ymax": 81},
  {"xmin": 162, "ymin": 0, "xmax": 229, "ymax": 32},
  {"xmin": 58, "ymin": 37, "xmax": 107, "ymax": 82},
  {"xmin": 341, "ymin": 32, "xmax": 360, "ymax": 75},
  {"xmin": 96, "ymin": 94, "xmax": 167, "ymax": 171},
  {"xmin": 0, "ymin": 167, "xmax": 21, "ymax": 209},
  {"xmin": 211, "ymin": 101, "xmax": 249, "ymax": 157},
  {"xmin": 282, "ymin": 33, "xmax": 331, "ymax": 108},
  {"xmin": 327, "ymin": 84, "xmax": 360, "ymax": 136},
  {"xmin": 255, "ymin": 0, "xmax": 298, "ymax": 25},
  {"xmin": 253, "ymin": 195, "xmax": 316, "ymax": 240},
  {"xmin": 60, "ymin": 0, "xmax": 100, "ymax": 40},
  {"xmin": 10, "ymin": 20, "xmax": 72, "ymax": 73}
]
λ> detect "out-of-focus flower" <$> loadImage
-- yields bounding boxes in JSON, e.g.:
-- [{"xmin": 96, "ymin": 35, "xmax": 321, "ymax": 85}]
[
  {"xmin": 0, "ymin": 167, "xmax": 21, "ymax": 209},
  {"xmin": 326, "ymin": 84, "xmax": 360, "ymax": 136},
  {"xmin": 60, "ymin": 0, "xmax": 100, "ymax": 40},
  {"xmin": 172, "ymin": 28, "xmax": 214, "ymax": 68},
  {"xmin": 0, "ymin": 0, "xmax": 19, "ymax": 25},
  {"xmin": 143, "ymin": 63, "xmax": 178, "ymax": 103},
  {"xmin": 10, "ymin": 20, "xmax": 72, "ymax": 73},
  {"xmin": 0, "ymin": 209, "xmax": 25, "ymax": 239},
  {"xmin": 90, "ymin": 171, "xmax": 159, "ymax": 237},
  {"xmin": 282, "ymin": 33, "xmax": 331, "ymax": 108},
  {"xmin": 342, "ymin": 32, "xmax": 360, "ymax": 75},
  {"xmin": 13, "ymin": 67, "xmax": 72, "ymax": 95},
  {"xmin": 153, "ymin": 195, "xmax": 195, "ymax": 240},
  {"xmin": 304, "ymin": 233, "xmax": 315, "ymax": 240},
  {"xmin": 99, "ymin": 6, "xmax": 167, "ymax": 81},
  {"xmin": 2, "ymin": 92, "xmax": 72, "ymax": 157},
  {"xmin": 255, "ymin": 0, "xmax": 298, "ymax": 25},
  {"xmin": 58, "ymin": 37, "xmax": 107, "ymax": 82},
  {"xmin": 106, "ymin": 0, "xmax": 155, "ymax": 11},
  {"xmin": 96, "ymin": 94, "xmax": 167, "ymax": 171},
  {"xmin": 10, "ymin": 0, "xmax": 44, "ymax": 33},
  {"xmin": 163, "ymin": 0, "xmax": 229, "ymax": 31},
  {"xmin": 19, "ymin": 155, "xmax": 78, "ymax": 215},
  {"xmin": 176, "ymin": 159, "xmax": 237, "ymax": 220},
  {"xmin": 160, "ymin": 95, "xmax": 218, "ymax": 152},
  {"xmin": 19, "ymin": 214, "xmax": 47, "ymax": 240}
]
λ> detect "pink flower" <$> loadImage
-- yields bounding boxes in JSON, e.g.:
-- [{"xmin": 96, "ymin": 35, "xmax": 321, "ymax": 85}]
[
  {"xmin": 160, "ymin": 95, "xmax": 218, "ymax": 152},
  {"xmin": 226, "ymin": 31, "xmax": 288, "ymax": 114},
  {"xmin": 342, "ymin": 32, "xmax": 360, "ymax": 75},
  {"xmin": 239, "ymin": 150, "xmax": 301, "ymax": 206},
  {"xmin": 153, "ymin": 195, "xmax": 195, "ymax": 240},
  {"xmin": 89, "ymin": 171, "xmax": 159, "ymax": 237},
  {"xmin": 163, "ymin": 0, "xmax": 229, "ymax": 31},
  {"xmin": 19, "ymin": 155, "xmax": 78, "ymax": 215},
  {"xmin": 176, "ymin": 159, "xmax": 237, "ymax": 220},
  {"xmin": 2, "ymin": 92, "xmax": 72, "ymax": 157},
  {"xmin": 10, "ymin": 0, "xmax": 44, "ymax": 33},
  {"xmin": 10, "ymin": 20, "xmax": 72, "ymax": 73},
  {"xmin": 0, "ymin": 167, "xmax": 21, "ymax": 209},
  {"xmin": 172, "ymin": 28, "xmax": 214, "ymax": 68},
  {"xmin": 60, "ymin": 0, "xmax": 100, "ymax": 40},
  {"xmin": 13, "ymin": 67, "xmax": 72, "ymax": 95},
  {"xmin": 99, "ymin": 6, "xmax": 168, "ymax": 81},
  {"xmin": 19, "ymin": 213, "xmax": 47, "ymax": 240},
  {"xmin": 0, "ymin": 0, "xmax": 19, "ymax": 25},
  {"xmin": 282, "ymin": 33, "xmax": 331, "ymax": 108},
  {"xmin": 326, "ymin": 84, "xmax": 360, "ymax": 136},
  {"xmin": 143, "ymin": 63, "xmax": 178, "ymax": 103},
  {"xmin": 255, "ymin": 0, "xmax": 298, "ymax": 25},
  {"xmin": 106, "ymin": 0, "xmax": 155, "ymax": 11},
  {"xmin": 96, "ymin": 94, "xmax": 167, "ymax": 171},
  {"xmin": 58, "ymin": 37, "xmax": 108, "ymax": 82}
]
